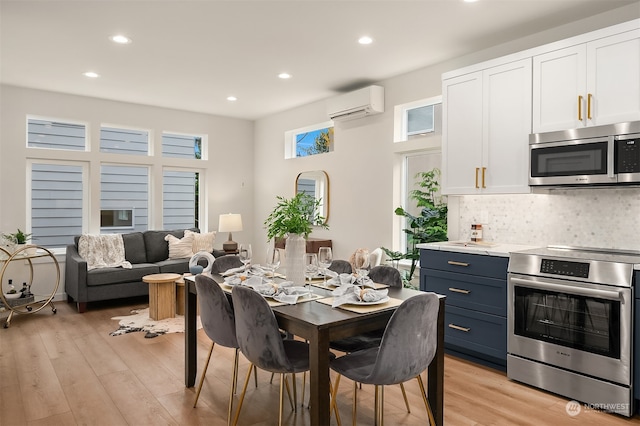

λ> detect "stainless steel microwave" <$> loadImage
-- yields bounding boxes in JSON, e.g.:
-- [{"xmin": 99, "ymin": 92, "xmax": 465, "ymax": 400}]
[{"xmin": 529, "ymin": 121, "xmax": 640, "ymax": 186}]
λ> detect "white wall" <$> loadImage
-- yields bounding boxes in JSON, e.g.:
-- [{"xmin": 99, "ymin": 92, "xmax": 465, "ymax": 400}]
[
  {"xmin": 0, "ymin": 85, "xmax": 254, "ymax": 299},
  {"xmin": 252, "ymin": 4, "xmax": 640, "ymax": 263}
]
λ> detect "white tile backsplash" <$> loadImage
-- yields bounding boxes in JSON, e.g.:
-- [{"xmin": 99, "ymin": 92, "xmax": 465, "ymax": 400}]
[{"xmin": 450, "ymin": 188, "xmax": 640, "ymax": 251}]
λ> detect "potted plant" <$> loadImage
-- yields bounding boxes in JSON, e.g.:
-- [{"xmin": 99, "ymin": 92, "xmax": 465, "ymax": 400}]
[
  {"xmin": 264, "ymin": 193, "xmax": 328, "ymax": 283},
  {"xmin": 383, "ymin": 168, "xmax": 447, "ymax": 288},
  {"xmin": 2, "ymin": 228, "xmax": 34, "ymax": 254}
]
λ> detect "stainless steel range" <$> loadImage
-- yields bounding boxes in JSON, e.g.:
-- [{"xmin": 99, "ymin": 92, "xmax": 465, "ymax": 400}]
[{"xmin": 507, "ymin": 246, "xmax": 640, "ymax": 417}]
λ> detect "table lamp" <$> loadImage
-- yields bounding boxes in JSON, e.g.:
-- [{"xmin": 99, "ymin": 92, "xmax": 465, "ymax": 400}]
[{"xmin": 218, "ymin": 213, "xmax": 243, "ymax": 252}]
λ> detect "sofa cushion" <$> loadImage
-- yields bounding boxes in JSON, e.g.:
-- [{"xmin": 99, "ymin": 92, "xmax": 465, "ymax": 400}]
[
  {"xmin": 122, "ymin": 232, "xmax": 147, "ymax": 264},
  {"xmin": 86, "ymin": 263, "xmax": 160, "ymax": 287},
  {"xmin": 143, "ymin": 229, "xmax": 184, "ymax": 263},
  {"xmin": 157, "ymin": 258, "xmax": 191, "ymax": 274},
  {"xmin": 186, "ymin": 229, "xmax": 217, "ymax": 253}
]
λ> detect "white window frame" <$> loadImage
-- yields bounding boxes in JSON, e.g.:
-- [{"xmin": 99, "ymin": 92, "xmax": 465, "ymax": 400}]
[
  {"xmin": 284, "ymin": 120, "xmax": 334, "ymax": 159},
  {"xmin": 26, "ymin": 115, "xmax": 89, "ymax": 151},
  {"xmin": 393, "ymin": 95, "xmax": 442, "ymax": 143}
]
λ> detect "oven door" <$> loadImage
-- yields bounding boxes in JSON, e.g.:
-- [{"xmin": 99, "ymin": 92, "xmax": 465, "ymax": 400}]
[
  {"xmin": 508, "ymin": 273, "xmax": 632, "ymax": 386},
  {"xmin": 529, "ymin": 137, "xmax": 616, "ymax": 186}
]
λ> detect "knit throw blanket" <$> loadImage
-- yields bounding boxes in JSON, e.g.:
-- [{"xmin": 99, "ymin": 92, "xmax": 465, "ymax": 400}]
[{"xmin": 78, "ymin": 234, "xmax": 132, "ymax": 271}]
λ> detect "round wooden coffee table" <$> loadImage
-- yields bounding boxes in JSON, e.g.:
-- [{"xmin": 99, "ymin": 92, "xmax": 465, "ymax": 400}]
[{"xmin": 142, "ymin": 273, "xmax": 181, "ymax": 320}]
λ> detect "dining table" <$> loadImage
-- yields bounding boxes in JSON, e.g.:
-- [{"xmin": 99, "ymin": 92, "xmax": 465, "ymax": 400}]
[{"xmin": 184, "ymin": 274, "xmax": 446, "ymax": 425}]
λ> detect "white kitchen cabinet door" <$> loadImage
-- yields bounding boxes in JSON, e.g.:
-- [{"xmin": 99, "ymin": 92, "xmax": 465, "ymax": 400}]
[
  {"xmin": 586, "ymin": 29, "xmax": 640, "ymax": 126},
  {"xmin": 442, "ymin": 59, "xmax": 531, "ymax": 195},
  {"xmin": 532, "ymin": 45, "xmax": 586, "ymax": 133},
  {"xmin": 533, "ymin": 28, "xmax": 640, "ymax": 133},
  {"xmin": 442, "ymin": 72, "xmax": 483, "ymax": 195},
  {"xmin": 482, "ymin": 59, "xmax": 532, "ymax": 194}
]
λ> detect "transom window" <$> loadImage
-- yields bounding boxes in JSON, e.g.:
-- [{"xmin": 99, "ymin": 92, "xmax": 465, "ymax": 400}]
[
  {"xmin": 285, "ymin": 121, "xmax": 334, "ymax": 159},
  {"xmin": 394, "ymin": 96, "xmax": 442, "ymax": 142}
]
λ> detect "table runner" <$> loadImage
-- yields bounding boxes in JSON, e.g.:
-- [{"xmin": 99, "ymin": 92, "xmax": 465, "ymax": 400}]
[{"xmin": 316, "ymin": 296, "xmax": 402, "ymax": 313}]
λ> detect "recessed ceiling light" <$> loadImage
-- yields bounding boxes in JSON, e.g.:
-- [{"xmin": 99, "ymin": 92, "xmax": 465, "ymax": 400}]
[
  {"xmin": 278, "ymin": 73, "xmax": 291, "ymax": 79},
  {"xmin": 227, "ymin": 96, "xmax": 237, "ymax": 101},
  {"xmin": 358, "ymin": 36, "xmax": 373, "ymax": 45},
  {"xmin": 463, "ymin": 0, "xmax": 478, "ymax": 3},
  {"xmin": 110, "ymin": 34, "xmax": 132, "ymax": 44},
  {"xmin": 83, "ymin": 71, "xmax": 99, "ymax": 78}
]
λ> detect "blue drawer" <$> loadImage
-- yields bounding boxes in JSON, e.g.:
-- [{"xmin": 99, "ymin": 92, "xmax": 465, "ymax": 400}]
[
  {"xmin": 444, "ymin": 305, "xmax": 507, "ymax": 362},
  {"xmin": 420, "ymin": 268, "xmax": 506, "ymax": 316},
  {"xmin": 420, "ymin": 249, "xmax": 508, "ymax": 280}
]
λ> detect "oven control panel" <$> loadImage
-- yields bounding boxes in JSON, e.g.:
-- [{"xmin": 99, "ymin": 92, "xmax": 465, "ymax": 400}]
[{"xmin": 540, "ymin": 258, "xmax": 590, "ymax": 278}]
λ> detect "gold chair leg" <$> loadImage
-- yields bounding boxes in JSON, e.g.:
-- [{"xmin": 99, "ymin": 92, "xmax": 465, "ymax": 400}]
[
  {"xmin": 270, "ymin": 372, "xmax": 275, "ymax": 383},
  {"xmin": 254, "ymin": 365, "xmax": 258, "ymax": 388},
  {"xmin": 226, "ymin": 349, "xmax": 240, "ymax": 426},
  {"xmin": 232, "ymin": 350, "xmax": 240, "ymax": 394},
  {"xmin": 399, "ymin": 382, "xmax": 411, "ymax": 413},
  {"xmin": 231, "ymin": 362, "xmax": 254, "ymax": 426},
  {"xmin": 416, "ymin": 374, "xmax": 436, "ymax": 426},
  {"xmin": 330, "ymin": 376, "xmax": 342, "ymax": 426},
  {"xmin": 374, "ymin": 385, "xmax": 379, "ymax": 426},
  {"xmin": 284, "ymin": 374, "xmax": 294, "ymax": 410},
  {"xmin": 193, "ymin": 341, "xmax": 215, "ymax": 407},
  {"xmin": 279, "ymin": 373, "xmax": 285, "ymax": 426},
  {"xmin": 292, "ymin": 373, "xmax": 298, "ymax": 412},
  {"xmin": 301, "ymin": 371, "xmax": 306, "ymax": 407},
  {"xmin": 379, "ymin": 386, "xmax": 385, "ymax": 426},
  {"xmin": 352, "ymin": 380, "xmax": 358, "ymax": 426}
]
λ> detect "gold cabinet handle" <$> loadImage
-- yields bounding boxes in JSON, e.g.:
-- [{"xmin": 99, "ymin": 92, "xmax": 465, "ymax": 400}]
[
  {"xmin": 475, "ymin": 167, "xmax": 479, "ymax": 189},
  {"xmin": 587, "ymin": 93, "xmax": 593, "ymax": 120},
  {"xmin": 447, "ymin": 260, "xmax": 469, "ymax": 267},
  {"xmin": 481, "ymin": 167, "xmax": 486, "ymax": 188},
  {"xmin": 449, "ymin": 324, "xmax": 471, "ymax": 332},
  {"xmin": 448, "ymin": 287, "xmax": 471, "ymax": 294},
  {"xmin": 578, "ymin": 95, "xmax": 583, "ymax": 121}
]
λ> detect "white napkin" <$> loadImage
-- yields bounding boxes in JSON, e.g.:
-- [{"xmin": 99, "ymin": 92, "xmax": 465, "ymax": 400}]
[
  {"xmin": 221, "ymin": 266, "xmax": 246, "ymax": 276},
  {"xmin": 224, "ymin": 274, "xmax": 263, "ymax": 287},
  {"xmin": 249, "ymin": 264, "xmax": 266, "ymax": 276},
  {"xmin": 273, "ymin": 285, "xmax": 310, "ymax": 304},
  {"xmin": 327, "ymin": 272, "xmax": 354, "ymax": 286},
  {"xmin": 331, "ymin": 284, "xmax": 388, "ymax": 307}
]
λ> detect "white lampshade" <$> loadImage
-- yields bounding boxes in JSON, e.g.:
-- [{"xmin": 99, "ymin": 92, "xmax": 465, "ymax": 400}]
[
  {"xmin": 218, "ymin": 213, "xmax": 243, "ymax": 232},
  {"xmin": 219, "ymin": 213, "xmax": 242, "ymax": 252}
]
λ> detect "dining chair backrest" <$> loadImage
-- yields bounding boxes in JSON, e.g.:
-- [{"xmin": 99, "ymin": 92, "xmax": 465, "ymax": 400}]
[
  {"xmin": 195, "ymin": 274, "xmax": 238, "ymax": 349},
  {"xmin": 328, "ymin": 259, "xmax": 353, "ymax": 274},
  {"xmin": 211, "ymin": 255, "xmax": 243, "ymax": 275},
  {"xmin": 368, "ymin": 265, "xmax": 402, "ymax": 288},
  {"xmin": 231, "ymin": 285, "xmax": 294, "ymax": 373},
  {"xmin": 366, "ymin": 292, "xmax": 439, "ymax": 385}
]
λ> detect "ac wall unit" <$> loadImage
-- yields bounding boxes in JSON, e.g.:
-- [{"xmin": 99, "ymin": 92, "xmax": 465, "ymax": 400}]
[{"xmin": 327, "ymin": 85, "xmax": 384, "ymax": 121}]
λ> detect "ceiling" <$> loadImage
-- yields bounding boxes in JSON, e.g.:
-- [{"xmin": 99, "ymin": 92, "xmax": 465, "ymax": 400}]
[{"xmin": 1, "ymin": 0, "xmax": 637, "ymax": 120}]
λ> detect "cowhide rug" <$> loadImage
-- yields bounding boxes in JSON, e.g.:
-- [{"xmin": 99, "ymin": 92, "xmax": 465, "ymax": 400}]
[{"xmin": 110, "ymin": 308, "xmax": 202, "ymax": 338}]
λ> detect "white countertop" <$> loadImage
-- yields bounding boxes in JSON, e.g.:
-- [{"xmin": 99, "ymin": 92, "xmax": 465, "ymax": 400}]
[{"xmin": 417, "ymin": 241, "xmax": 542, "ymax": 258}]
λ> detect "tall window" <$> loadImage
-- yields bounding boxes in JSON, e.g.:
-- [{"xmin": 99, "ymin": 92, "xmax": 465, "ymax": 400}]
[
  {"xmin": 100, "ymin": 165, "xmax": 149, "ymax": 232},
  {"xmin": 285, "ymin": 121, "xmax": 334, "ymax": 159},
  {"xmin": 31, "ymin": 162, "xmax": 84, "ymax": 247},
  {"xmin": 163, "ymin": 170, "xmax": 198, "ymax": 229}
]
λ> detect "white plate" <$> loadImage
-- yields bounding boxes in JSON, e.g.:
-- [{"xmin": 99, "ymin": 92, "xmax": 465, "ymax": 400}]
[{"xmin": 347, "ymin": 296, "xmax": 390, "ymax": 306}]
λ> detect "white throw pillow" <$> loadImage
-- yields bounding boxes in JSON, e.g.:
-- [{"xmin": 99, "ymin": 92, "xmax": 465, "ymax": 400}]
[
  {"xmin": 165, "ymin": 233, "xmax": 195, "ymax": 259},
  {"xmin": 186, "ymin": 230, "xmax": 216, "ymax": 253}
]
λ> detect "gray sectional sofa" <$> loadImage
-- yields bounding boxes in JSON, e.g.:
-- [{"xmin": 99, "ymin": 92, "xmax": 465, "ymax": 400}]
[{"xmin": 65, "ymin": 228, "xmax": 226, "ymax": 313}]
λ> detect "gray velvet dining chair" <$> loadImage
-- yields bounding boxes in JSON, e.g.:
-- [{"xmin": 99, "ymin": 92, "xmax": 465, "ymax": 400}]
[
  {"xmin": 329, "ymin": 265, "xmax": 417, "ymax": 414},
  {"xmin": 211, "ymin": 254, "xmax": 243, "ymax": 275},
  {"xmin": 328, "ymin": 259, "xmax": 353, "ymax": 274},
  {"xmin": 193, "ymin": 274, "xmax": 239, "ymax": 425},
  {"xmin": 330, "ymin": 292, "xmax": 440, "ymax": 426},
  {"xmin": 231, "ymin": 285, "xmax": 311, "ymax": 426}
]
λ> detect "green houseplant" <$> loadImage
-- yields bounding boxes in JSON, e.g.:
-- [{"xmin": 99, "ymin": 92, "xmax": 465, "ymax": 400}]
[
  {"xmin": 264, "ymin": 193, "xmax": 328, "ymax": 284},
  {"xmin": 3, "ymin": 228, "xmax": 32, "ymax": 245},
  {"xmin": 264, "ymin": 193, "xmax": 328, "ymax": 240},
  {"xmin": 383, "ymin": 168, "xmax": 447, "ymax": 287}
]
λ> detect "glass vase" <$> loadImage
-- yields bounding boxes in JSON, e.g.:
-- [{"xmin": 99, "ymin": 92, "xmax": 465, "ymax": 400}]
[{"xmin": 285, "ymin": 233, "xmax": 306, "ymax": 285}]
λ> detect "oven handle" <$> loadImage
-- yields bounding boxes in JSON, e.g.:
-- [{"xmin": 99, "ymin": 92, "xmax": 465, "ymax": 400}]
[{"xmin": 510, "ymin": 277, "xmax": 624, "ymax": 302}]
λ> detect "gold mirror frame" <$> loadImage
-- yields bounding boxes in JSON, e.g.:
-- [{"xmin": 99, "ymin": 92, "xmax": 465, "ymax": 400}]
[{"xmin": 295, "ymin": 170, "xmax": 329, "ymax": 223}]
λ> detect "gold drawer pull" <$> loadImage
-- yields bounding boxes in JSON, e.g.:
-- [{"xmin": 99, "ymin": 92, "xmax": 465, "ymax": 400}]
[
  {"xmin": 449, "ymin": 324, "xmax": 471, "ymax": 332},
  {"xmin": 447, "ymin": 260, "xmax": 469, "ymax": 267},
  {"xmin": 448, "ymin": 287, "xmax": 471, "ymax": 294},
  {"xmin": 578, "ymin": 95, "xmax": 583, "ymax": 121}
]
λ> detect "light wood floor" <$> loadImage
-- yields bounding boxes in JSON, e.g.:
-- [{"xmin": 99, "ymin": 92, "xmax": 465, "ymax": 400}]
[{"xmin": 1, "ymin": 298, "xmax": 639, "ymax": 426}]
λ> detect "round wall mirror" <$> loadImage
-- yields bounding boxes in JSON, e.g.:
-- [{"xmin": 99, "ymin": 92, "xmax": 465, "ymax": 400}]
[{"xmin": 295, "ymin": 170, "xmax": 329, "ymax": 223}]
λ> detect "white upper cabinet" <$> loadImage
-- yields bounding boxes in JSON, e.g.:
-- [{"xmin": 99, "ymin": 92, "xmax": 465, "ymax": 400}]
[
  {"xmin": 533, "ymin": 28, "xmax": 640, "ymax": 133},
  {"xmin": 443, "ymin": 59, "xmax": 532, "ymax": 195}
]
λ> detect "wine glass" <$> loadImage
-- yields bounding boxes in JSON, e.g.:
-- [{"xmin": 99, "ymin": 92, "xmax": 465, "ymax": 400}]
[
  {"xmin": 304, "ymin": 253, "xmax": 319, "ymax": 296},
  {"xmin": 265, "ymin": 245, "xmax": 281, "ymax": 278},
  {"xmin": 238, "ymin": 244, "xmax": 252, "ymax": 273},
  {"xmin": 354, "ymin": 249, "xmax": 370, "ymax": 281},
  {"xmin": 317, "ymin": 247, "xmax": 333, "ymax": 285}
]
